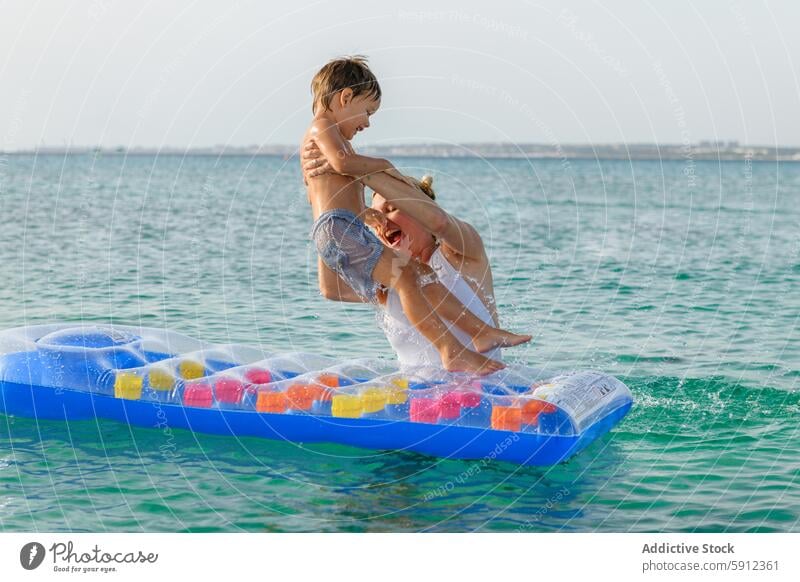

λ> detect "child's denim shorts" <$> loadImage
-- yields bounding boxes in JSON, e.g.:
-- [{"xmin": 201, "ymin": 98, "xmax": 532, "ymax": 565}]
[{"xmin": 310, "ymin": 209, "xmax": 384, "ymax": 302}]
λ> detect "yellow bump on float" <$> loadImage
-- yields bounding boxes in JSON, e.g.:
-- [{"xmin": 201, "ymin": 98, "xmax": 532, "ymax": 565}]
[
  {"xmin": 179, "ymin": 360, "xmax": 205, "ymax": 380},
  {"xmin": 384, "ymin": 385, "xmax": 408, "ymax": 405},
  {"xmin": 360, "ymin": 388, "xmax": 388, "ymax": 413},
  {"xmin": 331, "ymin": 394, "xmax": 363, "ymax": 418},
  {"xmin": 114, "ymin": 372, "xmax": 143, "ymax": 400},
  {"xmin": 148, "ymin": 369, "xmax": 175, "ymax": 391},
  {"xmin": 390, "ymin": 377, "xmax": 409, "ymax": 390}
]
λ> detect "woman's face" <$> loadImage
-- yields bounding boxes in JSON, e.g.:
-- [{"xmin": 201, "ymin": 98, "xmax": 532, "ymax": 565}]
[{"xmin": 370, "ymin": 193, "xmax": 433, "ymax": 259}]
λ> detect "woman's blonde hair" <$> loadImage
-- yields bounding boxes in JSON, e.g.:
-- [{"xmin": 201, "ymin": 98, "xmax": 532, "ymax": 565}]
[{"xmin": 411, "ymin": 174, "xmax": 436, "ymax": 200}]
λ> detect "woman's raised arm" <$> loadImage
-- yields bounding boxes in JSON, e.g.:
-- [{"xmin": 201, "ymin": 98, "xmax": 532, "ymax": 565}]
[{"xmin": 361, "ymin": 171, "xmax": 484, "ymax": 260}]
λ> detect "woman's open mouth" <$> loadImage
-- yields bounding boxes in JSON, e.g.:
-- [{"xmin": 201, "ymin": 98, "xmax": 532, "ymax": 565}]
[{"xmin": 384, "ymin": 227, "xmax": 402, "ymax": 247}]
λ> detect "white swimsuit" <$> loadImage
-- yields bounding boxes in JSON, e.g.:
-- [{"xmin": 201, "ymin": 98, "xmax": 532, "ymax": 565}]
[{"xmin": 377, "ymin": 247, "xmax": 501, "ymax": 368}]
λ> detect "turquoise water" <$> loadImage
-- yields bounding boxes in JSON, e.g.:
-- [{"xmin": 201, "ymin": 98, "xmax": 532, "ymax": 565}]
[{"xmin": 0, "ymin": 153, "xmax": 798, "ymax": 532}]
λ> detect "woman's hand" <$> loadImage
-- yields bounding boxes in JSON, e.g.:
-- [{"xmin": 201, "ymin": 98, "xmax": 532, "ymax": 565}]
[{"xmin": 302, "ymin": 141, "xmax": 334, "ymax": 180}]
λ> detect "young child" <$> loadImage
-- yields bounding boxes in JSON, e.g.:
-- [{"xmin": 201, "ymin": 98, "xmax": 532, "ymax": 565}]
[{"xmin": 303, "ymin": 56, "xmax": 529, "ymax": 375}]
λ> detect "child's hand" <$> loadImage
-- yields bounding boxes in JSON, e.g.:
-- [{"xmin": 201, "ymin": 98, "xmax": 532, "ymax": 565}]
[
  {"xmin": 302, "ymin": 141, "xmax": 333, "ymax": 180},
  {"xmin": 362, "ymin": 207, "xmax": 387, "ymax": 232}
]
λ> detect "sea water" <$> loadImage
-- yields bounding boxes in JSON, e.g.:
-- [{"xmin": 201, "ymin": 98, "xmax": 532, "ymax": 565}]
[{"xmin": 0, "ymin": 153, "xmax": 797, "ymax": 532}]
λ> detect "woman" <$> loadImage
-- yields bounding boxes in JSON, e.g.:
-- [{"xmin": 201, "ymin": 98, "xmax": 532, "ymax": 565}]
[{"xmin": 303, "ymin": 145, "xmax": 520, "ymax": 369}]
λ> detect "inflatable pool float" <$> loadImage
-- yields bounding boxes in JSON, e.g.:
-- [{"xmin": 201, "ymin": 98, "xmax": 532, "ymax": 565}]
[{"xmin": 0, "ymin": 324, "xmax": 633, "ymax": 466}]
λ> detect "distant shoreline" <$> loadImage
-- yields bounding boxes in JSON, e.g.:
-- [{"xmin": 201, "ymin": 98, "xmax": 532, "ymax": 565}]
[{"xmin": 3, "ymin": 142, "xmax": 799, "ymax": 162}]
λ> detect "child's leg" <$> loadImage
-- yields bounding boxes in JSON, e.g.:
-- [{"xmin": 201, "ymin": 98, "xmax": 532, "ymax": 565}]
[
  {"xmin": 410, "ymin": 262, "xmax": 531, "ymax": 353},
  {"xmin": 371, "ymin": 251, "xmax": 504, "ymax": 375}
]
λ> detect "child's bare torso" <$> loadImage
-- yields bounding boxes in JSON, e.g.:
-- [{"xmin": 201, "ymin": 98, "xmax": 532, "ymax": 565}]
[{"xmin": 303, "ymin": 126, "xmax": 365, "ymax": 220}]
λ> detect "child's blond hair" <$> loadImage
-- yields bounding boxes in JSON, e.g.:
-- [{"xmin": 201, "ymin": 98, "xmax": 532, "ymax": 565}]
[{"xmin": 311, "ymin": 55, "xmax": 382, "ymax": 114}]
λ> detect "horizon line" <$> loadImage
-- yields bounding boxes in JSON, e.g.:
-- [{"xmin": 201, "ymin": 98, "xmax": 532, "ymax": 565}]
[{"xmin": 3, "ymin": 141, "xmax": 799, "ymax": 162}]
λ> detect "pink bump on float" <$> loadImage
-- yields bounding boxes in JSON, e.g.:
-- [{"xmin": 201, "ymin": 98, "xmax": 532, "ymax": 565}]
[
  {"xmin": 439, "ymin": 392, "xmax": 463, "ymax": 420},
  {"xmin": 244, "ymin": 368, "xmax": 271, "ymax": 385},
  {"xmin": 410, "ymin": 398, "xmax": 440, "ymax": 424},
  {"xmin": 459, "ymin": 391, "xmax": 482, "ymax": 408},
  {"xmin": 215, "ymin": 378, "xmax": 244, "ymax": 404},
  {"xmin": 184, "ymin": 382, "xmax": 214, "ymax": 408}
]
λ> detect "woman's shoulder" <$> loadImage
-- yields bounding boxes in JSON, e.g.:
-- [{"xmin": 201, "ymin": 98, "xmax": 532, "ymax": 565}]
[{"xmin": 438, "ymin": 222, "xmax": 487, "ymax": 265}]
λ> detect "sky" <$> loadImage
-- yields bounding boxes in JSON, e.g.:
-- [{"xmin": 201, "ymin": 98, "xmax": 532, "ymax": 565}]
[{"xmin": 1, "ymin": 0, "xmax": 799, "ymax": 150}]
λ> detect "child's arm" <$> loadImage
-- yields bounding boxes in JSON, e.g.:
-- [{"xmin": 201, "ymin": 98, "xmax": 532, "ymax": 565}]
[{"xmin": 309, "ymin": 117, "xmax": 393, "ymax": 178}]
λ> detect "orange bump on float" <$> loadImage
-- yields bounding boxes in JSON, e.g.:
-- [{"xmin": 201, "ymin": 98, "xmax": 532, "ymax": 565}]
[
  {"xmin": 114, "ymin": 372, "xmax": 143, "ymax": 400},
  {"xmin": 521, "ymin": 400, "xmax": 557, "ymax": 425},
  {"xmin": 256, "ymin": 391, "xmax": 288, "ymax": 413},
  {"xmin": 491, "ymin": 405, "xmax": 522, "ymax": 432},
  {"xmin": 317, "ymin": 384, "xmax": 335, "ymax": 402},
  {"xmin": 317, "ymin": 373, "xmax": 340, "ymax": 388},
  {"xmin": 287, "ymin": 383, "xmax": 322, "ymax": 410},
  {"xmin": 313, "ymin": 375, "xmax": 340, "ymax": 401}
]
